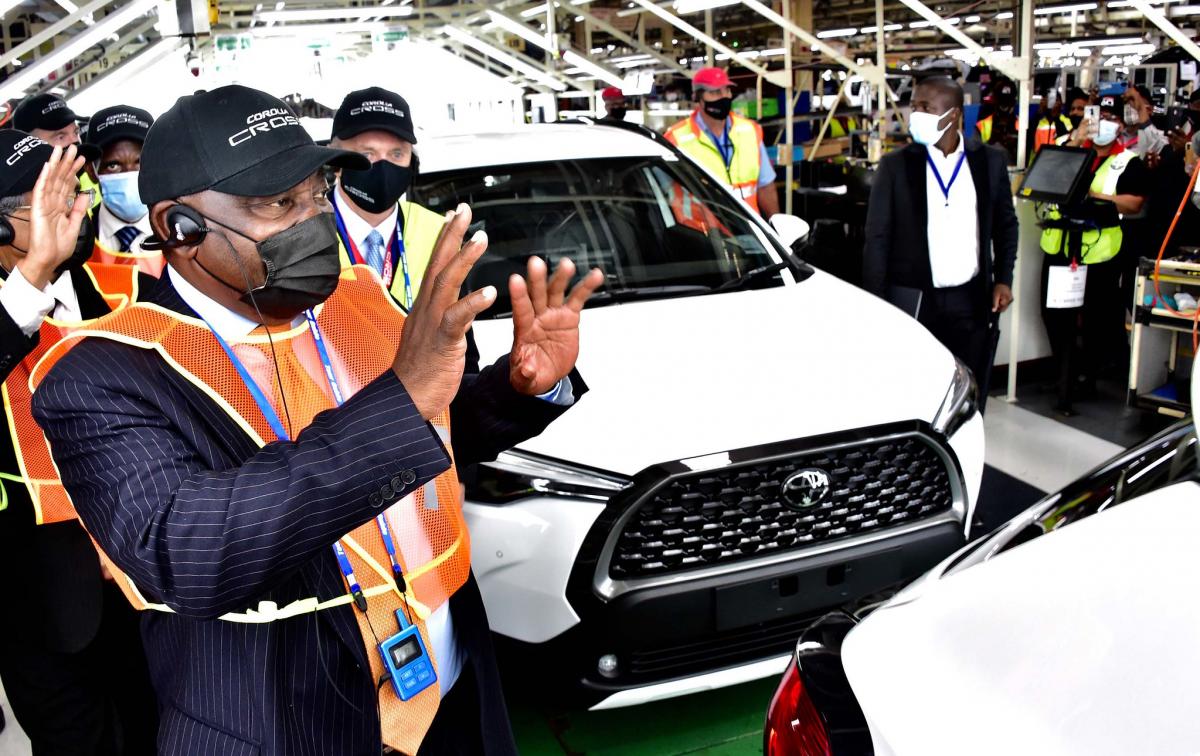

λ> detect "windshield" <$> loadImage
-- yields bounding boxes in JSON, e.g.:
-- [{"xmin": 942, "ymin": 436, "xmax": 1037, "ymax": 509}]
[{"xmin": 414, "ymin": 153, "xmax": 788, "ymax": 319}]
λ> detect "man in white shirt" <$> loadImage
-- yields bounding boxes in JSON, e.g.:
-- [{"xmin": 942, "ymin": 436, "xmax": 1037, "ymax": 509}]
[
  {"xmin": 84, "ymin": 104, "xmax": 162, "ymax": 273},
  {"xmin": 864, "ymin": 76, "xmax": 1020, "ymax": 406},
  {"xmin": 0, "ymin": 133, "xmax": 157, "ymax": 755}
]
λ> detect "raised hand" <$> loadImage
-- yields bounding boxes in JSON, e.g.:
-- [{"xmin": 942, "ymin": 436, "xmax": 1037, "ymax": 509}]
[
  {"xmin": 20, "ymin": 144, "xmax": 88, "ymax": 289},
  {"xmin": 392, "ymin": 204, "xmax": 495, "ymax": 420},
  {"xmin": 508, "ymin": 256, "xmax": 603, "ymax": 396}
]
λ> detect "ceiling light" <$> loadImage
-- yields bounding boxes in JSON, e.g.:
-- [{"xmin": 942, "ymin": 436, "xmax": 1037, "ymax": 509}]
[
  {"xmin": 1072, "ymin": 35, "xmax": 1144, "ymax": 45},
  {"xmin": 487, "ymin": 10, "xmax": 551, "ymax": 48},
  {"xmin": 1101, "ymin": 43, "xmax": 1156, "ymax": 53},
  {"xmin": 861, "ymin": 23, "xmax": 903, "ymax": 32},
  {"xmin": 965, "ymin": 14, "xmax": 981, "ymax": 21},
  {"xmin": 258, "ymin": 6, "xmax": 413, "ymax": 21},
  {"xmin": 562, "ymin": 49, "xmax": 625, "ymax": 87},
  {"xmin": 1108, "ymin": 0, "xmax": 1176, "ymax": 5},
  {"xmin": 1174, "ymin": 4, "xmax": 1200, "ymax": 11},
  {"xmin": 444, "ymin": 28, "xmax": 567, "ymax": 91},
  {"xmin": 673, "ymin": 0, "xmax": 739, "ymax": 12},
  {"xmin": 995, "ymin": 11, "xmax": 1014, "ymax": 18},
  {"xmin": 816, "ymin": 27, "xmax": 857, "ymax": 38},
  {"xmin": 0, "ymin": 0, "xmax": 156, "ymax": 101},
  {"xmin": 1035, "ymin": 3, "xmax": 1098, "ymax": 13}
]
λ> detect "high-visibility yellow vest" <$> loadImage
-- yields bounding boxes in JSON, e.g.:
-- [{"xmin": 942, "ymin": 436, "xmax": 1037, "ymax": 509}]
[
  {"xmin": 977, "ymin": 114, "xmax": 1020, "ymax": 144},
  {"xmin": 336, "ymin": 199, "xmax": 446, "ymax": 306},
  {"xmin": 79, "ymin": 171, "xmax": 101, "ymax": 211},
  {"xmin": 1033, "ymin": 114, "xmax": 1073, "ymax": 155},
  {"xmin": 30, "ymin": 265, "xmax": 469, "ymax": 754},
  {"xmin": 665, "ymin": 111, "xmax": 764, "ymax": 212},
  {"xmin": 1039, "ymin": 150, "xmax": 1138, "ymax": 264}
]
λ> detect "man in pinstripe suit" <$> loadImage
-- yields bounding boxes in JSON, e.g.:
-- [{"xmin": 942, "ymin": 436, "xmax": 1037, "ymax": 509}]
[{"xmin": 31, "ymin": 86, "xmax": 601, "ymax": 754}]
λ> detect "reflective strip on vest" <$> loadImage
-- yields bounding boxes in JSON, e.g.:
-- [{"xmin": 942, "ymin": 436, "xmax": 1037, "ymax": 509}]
[
  {"xmin": 336, "ymin": 200, "xmax": 446, "ymax": 303},
  {"xmin": 665, "ymin": 112, "xmax": 764, "ymax": 212},
  {"xmin": 90, "ymin": 239, "xmax": 166, "ymax": 277},
  {"xmin": 1039, "ymin": 151, "xmax": 1136, "ymax": 264}
]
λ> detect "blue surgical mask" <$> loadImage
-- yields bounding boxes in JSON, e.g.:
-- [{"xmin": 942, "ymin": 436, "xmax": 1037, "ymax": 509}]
[{"xmin": 98, "ymin": 171, "xmax": 146, "ymax": 223}]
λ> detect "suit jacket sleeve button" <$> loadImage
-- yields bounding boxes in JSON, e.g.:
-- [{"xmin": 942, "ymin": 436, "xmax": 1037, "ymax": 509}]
[
  {"xmin": 369, "ymin": 492, "xmax": 382, "ymax": 506},
  {"xmin": 400, "ymin": 469, "xmax": 417, "ymax": 485},
  {"xmin": 390, "ymin": 475, "xmax": 404, "ymax": 490}
]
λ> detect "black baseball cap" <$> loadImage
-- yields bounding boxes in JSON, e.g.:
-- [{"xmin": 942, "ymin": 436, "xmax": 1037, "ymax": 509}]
[
  {"xmin": 332, "ymin": 87, "xmax": 417, "ymax": 144},
  {"xmin": 139, "ymin": 85, "xmax": 368, "ymax": 205},
  {"xmin": 1099, "ymin": 95, "xmax": 1121, "ymax": 116},
  {"xmin": 0, "ymin": 130, "xmax": 53, "ymax": 198},
  {"xmin": 13, "ymin": 93, "xmax": 77, "ymax": 132},
  {"xmin": 84, "ymin": 105, "xmax": 153, "ymax": 152}
]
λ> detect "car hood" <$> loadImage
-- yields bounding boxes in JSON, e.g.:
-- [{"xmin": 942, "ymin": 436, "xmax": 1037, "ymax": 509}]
[
  {"xmin": 472, "ymin": 270, "xmax": 956, "ymax": 476},
  {"xmin": 841, "ymin": 482, "xmax": 1200, "ymax": 756}
]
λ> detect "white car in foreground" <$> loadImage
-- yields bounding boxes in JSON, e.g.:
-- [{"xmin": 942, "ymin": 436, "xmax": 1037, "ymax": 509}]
[
  {"xmin": 765, "ymin": 377, "xmax": 1200, "ymax": 755},
  {"xmin": 414, "ymin": 121, "xmax": 984, "ymax": 709}
]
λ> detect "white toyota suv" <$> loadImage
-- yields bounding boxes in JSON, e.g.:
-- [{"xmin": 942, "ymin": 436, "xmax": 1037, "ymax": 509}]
[{"xmin": 413, "ymin": 121, "xmax": 985, "ymax": 709}]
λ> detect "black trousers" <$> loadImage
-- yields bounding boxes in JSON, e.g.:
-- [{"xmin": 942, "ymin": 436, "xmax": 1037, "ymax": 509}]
[
  {"xmin": 919, "ymin": 278, "xmax": 994, "ymax": 409},
  {"xmin": 1039, "ymin": 254, "xmax": 1124, "ymax": 407},
  {"xmin": 415, "ymin": 661, "xmax": 487, "ymax": 756},
  {"xmin": 0, "ymin": 581, "xmax": 157, "ymax": 756}
]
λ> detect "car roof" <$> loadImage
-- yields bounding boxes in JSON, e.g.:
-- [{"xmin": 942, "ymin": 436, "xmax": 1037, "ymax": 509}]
[{"xmin": 418, "ymin": 123, "xmax": 675, "ymax": 174}]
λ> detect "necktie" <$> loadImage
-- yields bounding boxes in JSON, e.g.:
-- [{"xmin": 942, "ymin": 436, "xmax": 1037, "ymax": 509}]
[
  {"xmin": 115, "ymin": 225, "xmax": 140, "ymax": 252},
  {"xmin": 364, "ymin": 230, "xmax": 387, "ymax": 277}
]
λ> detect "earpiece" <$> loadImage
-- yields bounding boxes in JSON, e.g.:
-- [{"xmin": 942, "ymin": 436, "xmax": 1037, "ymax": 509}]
[
  {"xmin": 0, "ymin": 216, "xmax": 14, "ymax": 247},
  {"xmin": 141, "ymin": 204, "xmax": 209, "ymax": 250}
]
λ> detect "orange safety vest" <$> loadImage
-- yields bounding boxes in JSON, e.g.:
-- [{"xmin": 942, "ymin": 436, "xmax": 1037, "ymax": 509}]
[
  {"xmin": 3, "ymin": 263, "xmax": 136, "ymax": 525},
  {"xmin": 90, "ymin": 238, "xmax": 165, "ymax": 277},
  {"xmin": 667, "ymin": 182, "xmax": 732, "ymax": 236},
  {"xmin": 665, "ymin": 111, "xmax": 764, "ymax": 212},
  {"xmin": 30, "ymin": 265, "xmax": 468, "ymax": 754}
]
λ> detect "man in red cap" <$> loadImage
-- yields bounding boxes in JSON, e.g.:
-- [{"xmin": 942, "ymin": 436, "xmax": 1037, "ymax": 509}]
[
  {"xmin": 664, "ymin": 67, "xmax": 779, "ymax": 218},
  {"xmin": 601, "ymin": 87, "xmax": 627, "ymax": 122}
]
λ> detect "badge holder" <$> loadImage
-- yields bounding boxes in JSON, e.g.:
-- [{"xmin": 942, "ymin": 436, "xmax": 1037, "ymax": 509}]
[{"xmin": 378, "ymin": 607, "xmax": 437, "ymax": 701}]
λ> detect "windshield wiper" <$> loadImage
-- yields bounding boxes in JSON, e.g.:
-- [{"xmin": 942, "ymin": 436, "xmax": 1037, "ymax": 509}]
[
  {"xmin": 709, "ymin": 261, "xmax": 790, "ymax": 293},
  {"xmin": 587, "ymin": 284, "xmax": 713, "ymax": 306}
]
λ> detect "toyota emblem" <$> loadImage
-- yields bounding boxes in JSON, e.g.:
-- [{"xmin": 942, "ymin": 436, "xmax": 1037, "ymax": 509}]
[{"xmin": 781, "ymin": 469, "xmax": 831, "ymax": 510}]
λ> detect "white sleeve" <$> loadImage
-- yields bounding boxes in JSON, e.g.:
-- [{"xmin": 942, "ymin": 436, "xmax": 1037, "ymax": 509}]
[{"xmin": 0, "ymin": 267, "xmax": 55, "ymax": 336}]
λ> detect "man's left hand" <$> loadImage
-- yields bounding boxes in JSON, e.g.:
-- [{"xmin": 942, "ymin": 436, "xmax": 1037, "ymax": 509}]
[
  {"xmin": 508, "ymin": 257, "xmax": 604, "ymax": 395},
  {"xmin": 992, "ymin": 283, "xmax": 1013, "ymax": 314}
]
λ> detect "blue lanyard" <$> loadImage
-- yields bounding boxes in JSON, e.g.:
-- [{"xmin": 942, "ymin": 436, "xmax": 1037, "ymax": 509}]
[
  {"xmin": 332, "ymin": 200, "xmax": 413, "ymax": 308},
  {"xmin": 926, "ymin": 150, "xmax": 967, "ymax": 206},
  {"xmin": 202, "ymin": 312, "xmax": 408, "ymax": 609}
]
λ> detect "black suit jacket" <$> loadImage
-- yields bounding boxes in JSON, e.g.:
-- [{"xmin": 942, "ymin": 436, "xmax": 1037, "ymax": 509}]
[
  {"xmin": 32, "ymin": 273, "xmax": 583, "ymax": 755},
  {"xmin": 863, "ymin": 139, "xmax": 1019, "ymax": 315},
  {"xmin": 0, "ymin": 265, "xmax": 113, "ymax": 654}
]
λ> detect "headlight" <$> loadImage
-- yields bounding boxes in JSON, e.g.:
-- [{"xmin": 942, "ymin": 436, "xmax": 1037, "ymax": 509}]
[
  {"xmin": 931, "ymin": 358, "xmax": 978, "ymax": 437},
  {"xmin": 467, "ymin": 449, "xmax": 629, "ymax": 505}
]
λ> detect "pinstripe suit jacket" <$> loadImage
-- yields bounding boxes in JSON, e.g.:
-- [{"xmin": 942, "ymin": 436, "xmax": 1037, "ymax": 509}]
[{"xmin": 32, "ymin": 273, "xmax": 582, "ymax": 755}]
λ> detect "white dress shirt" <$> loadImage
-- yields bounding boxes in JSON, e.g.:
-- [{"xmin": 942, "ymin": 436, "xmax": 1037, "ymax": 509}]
[
  {"xmin": 96, "ymin": 203, "xmax": 153, "ymax": 254},
  {"xmin": 168, "ymin": 266, "xmax": 465, "ymax": 697},
  {"xmin": 333, "ymin": 183, "xmax": 400, "ymax": 261},
  {"xmin": 925, "ymin": 133, "xmax": 981, "ymax": 289},
  {"xmin": 0, "ymin": 266, "xmax": 82, "ymax": 336}
]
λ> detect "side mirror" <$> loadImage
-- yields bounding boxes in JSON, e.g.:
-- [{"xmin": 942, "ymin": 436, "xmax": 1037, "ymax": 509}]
[{"xmin": 770, "ymin": 213, "xmax": 811, "ymax": 251}]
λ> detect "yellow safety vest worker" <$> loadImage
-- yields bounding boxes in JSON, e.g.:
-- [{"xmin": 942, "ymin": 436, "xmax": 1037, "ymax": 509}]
[
  {"xmin": 3, "ymin": 263, "xmax": 135, "ymax": 525},
  {"xmin": 977, "ymin": 114, "xmax": 1020, "ymax": 144},
  {"xmin": 335, "ymin": 199, "xmax": 446, "ymax": 306},
  {"xmin": 1039, "ymin": 150, "xmax": 1138, "ymax": 265},
  {"xmin": 30, "ymin": 265, "xmax": 469, "ymax": 754},
  {"xmin": 1033, "ymin": 114, "xmax": 1073, "ymax": 154},
  {"xmin": 80, "ymin": 171, "xmax": 102, "ymax": 211},
  {"xmin": 665, "ymin": 111, "xmax": 764, "ymax": 212}
]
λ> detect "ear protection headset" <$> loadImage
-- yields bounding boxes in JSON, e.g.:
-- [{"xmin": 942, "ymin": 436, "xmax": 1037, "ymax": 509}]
[
  {"xmin": 0, "ymin": 216, "xmax": 14, "ymax": 247},
  {"xmin": 141, "ymin": 204, "xmax": 210, "ymax": 250}
]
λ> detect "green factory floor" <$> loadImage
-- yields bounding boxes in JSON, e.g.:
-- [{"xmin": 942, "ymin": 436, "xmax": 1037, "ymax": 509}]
[{"xmin": 507, "ymin": 677, "xmax": 777, "ymax": 755}]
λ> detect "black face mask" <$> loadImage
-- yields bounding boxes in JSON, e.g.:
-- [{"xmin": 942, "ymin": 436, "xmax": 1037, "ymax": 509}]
[
  {"xmin": 340, "ymin": 160, "xmax": 412, "ymax": 215},
  {"xmin": 1069, "ymin": 114, "xmax": 1084, "ymax": 129},
  {"xmin": 703, "ymin": 96, "xmax": 733, "ymax": 121},
  {"xmin": 608, "ymin": 107, "xmax": 628, "ymax": 120},
  {"xmin": 199, "ymin": 212, "xmax": 343, "ymax": 320}
]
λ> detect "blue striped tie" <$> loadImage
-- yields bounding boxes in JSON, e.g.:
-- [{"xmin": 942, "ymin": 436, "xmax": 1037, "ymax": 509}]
[
  {"xmin": 364, "ymin": 230, "xmax": 386, "ymax": 277},
  {"xmin": 116, "ymin": 225, "xmax": 140, "ymax": 252}
]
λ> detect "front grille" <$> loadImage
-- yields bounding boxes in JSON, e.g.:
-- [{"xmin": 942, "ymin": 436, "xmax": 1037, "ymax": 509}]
[{"xmin": 608, "ymin": 435, "xmax": 954, "ymax": 579}]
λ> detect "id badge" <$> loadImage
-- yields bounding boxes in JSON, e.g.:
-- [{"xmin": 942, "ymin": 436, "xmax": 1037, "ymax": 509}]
[
  {"xmin": 378, "ymin": 609, "xmax": 437, "ymax": 701},
  {"xmin": 1046, "ymin": 264, "xmax": 1087, "ymax": 309}
]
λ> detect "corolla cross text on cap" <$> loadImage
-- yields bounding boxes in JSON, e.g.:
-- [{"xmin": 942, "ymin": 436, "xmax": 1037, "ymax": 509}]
[
  {"xmin": 0, "ymin": 130, "xmax": 54, "ymax": 197},
  {"xmin": 332, "ymin": 87, "xmax": 417, "ymax": 144},
  {"xmin": 138, "ymin": 84, "xmax": 368, "ymax": 205},
  {"xmin": 84, "ymin": 105, "xmax": 154, "ymax": 152}
]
